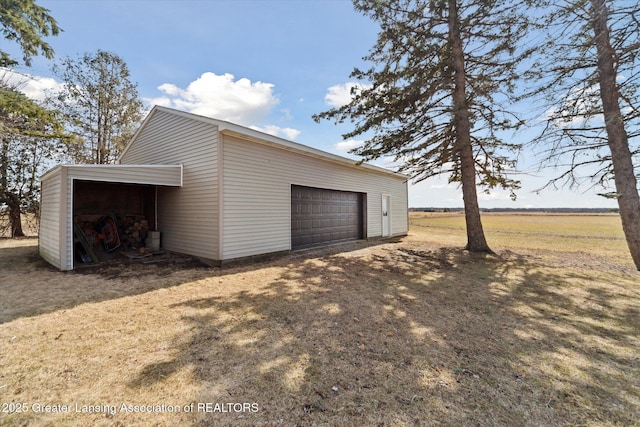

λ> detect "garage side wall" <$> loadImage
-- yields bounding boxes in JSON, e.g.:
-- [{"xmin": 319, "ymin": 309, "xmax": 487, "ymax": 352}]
[
  {"xmin": 221, "ymin": 134, "xmax": 408, "ymax": 260},
  {"xmin": 120, "ymin": 110, "xmax": 219, "ymax": 259},
  {"xmin": 39, "ymin": 168, "xmax": 63, "ymax": 270}
]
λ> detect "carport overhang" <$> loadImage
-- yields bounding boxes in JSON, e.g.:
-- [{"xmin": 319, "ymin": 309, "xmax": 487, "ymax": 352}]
[
  {"xmin": 41, "ymin": 164, "xmax": 183, "ymax": 270},
  {"xmin": 41, "ymin": 164, "xmax": 184, "ymax": 187}
]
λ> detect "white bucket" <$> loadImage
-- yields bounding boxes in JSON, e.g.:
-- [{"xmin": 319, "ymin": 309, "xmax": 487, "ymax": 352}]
[{"xmin": 148, "ymin": 231, "xmax": 161, "ymax": 251}]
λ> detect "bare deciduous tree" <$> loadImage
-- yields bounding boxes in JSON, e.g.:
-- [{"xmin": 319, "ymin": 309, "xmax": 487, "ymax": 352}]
[{"xmin": 53, "ymin": 50, "xmax": 144, "ymax": 164}]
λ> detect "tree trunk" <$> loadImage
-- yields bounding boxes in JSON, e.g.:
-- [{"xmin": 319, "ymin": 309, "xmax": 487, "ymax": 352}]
[
  {"xmin": 1, "ymin": 135, "xmax": 25, "ymax": 238},
  {"xmin": 448, "ymin": 0, "xmax": 492, "ymax": 253},
  {"xmin": 591, "ymin": 0, "xmax": 640, "ymax": 270},
  {"xmin": 7, "ymin": 194, "xmax": 25, "ymax": 237}
]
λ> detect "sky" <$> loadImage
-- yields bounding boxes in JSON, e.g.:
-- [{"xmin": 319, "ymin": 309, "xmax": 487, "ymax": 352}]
[{"xmin": 3, "ymin": 0, "xmax": 622, "ymax": 209}]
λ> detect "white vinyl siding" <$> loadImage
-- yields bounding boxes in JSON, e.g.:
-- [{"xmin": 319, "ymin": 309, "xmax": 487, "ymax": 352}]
[
  {"xmin": 221, "ymin": 134, "xmax": 408, "ymax": 260},
  {"xmin": 65, "ymin": 165, "xmax": 182, "ymax": 186},
  {"xmin": 38, "ymin": 168, "xmax": 62, "ymax": 269},
  {"xmin": 39, "ymin": 106, "xmax": 408, "ymax": 270},
  {"xmin": 65, "ymin": 173, "xmax": 72, "ymax": 268},
  {"xmin": 120, "ymin": 110, "xmax": 219, "ymax": 259}
]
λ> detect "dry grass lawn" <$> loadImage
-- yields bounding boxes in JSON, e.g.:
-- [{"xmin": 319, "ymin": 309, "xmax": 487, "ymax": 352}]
[{"xmin": 1, "ymin": 213, "xmax": 638, "ymax": 426}]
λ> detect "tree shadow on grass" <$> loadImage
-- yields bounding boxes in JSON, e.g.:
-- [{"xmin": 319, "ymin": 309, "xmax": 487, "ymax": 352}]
[
  {"xmin": 0, "ymin": 238, "xmax": 399, "ymax": 324},
  {"xmin": 0, "ymin": 240, "xmax": 216, "ymax": 324},
  {"xmin": 127, "ymin": 245, "xmax": 640, "ymax": 426}
]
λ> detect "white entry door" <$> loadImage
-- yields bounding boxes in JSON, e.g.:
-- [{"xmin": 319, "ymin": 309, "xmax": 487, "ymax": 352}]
[{"xmin": 382, "ymin": 195, "xmax": 391, "ymax": 237}]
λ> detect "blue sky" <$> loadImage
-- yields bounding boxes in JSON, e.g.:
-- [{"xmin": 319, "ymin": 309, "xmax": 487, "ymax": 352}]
[{"xmin": 5, "ymin": 0, "xmax": 621, "ymax": 209}]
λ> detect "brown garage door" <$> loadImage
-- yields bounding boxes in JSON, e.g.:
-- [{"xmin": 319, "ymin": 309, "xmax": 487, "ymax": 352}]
[{"xmin": 291, "ymin": 185, "xmax": 363, "ymax": 249}]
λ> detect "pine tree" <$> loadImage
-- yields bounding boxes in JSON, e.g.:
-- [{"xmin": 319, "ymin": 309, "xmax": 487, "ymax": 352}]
[
  {"xmin": 532, "ymin": 0, "xmax": 640, "ymax": 269},
  {"xmin": 0, "ymin": 83, "xmax": 66, "ymax": 236},
  {"xmin": 314, "ymin": 0, "xmax": 534, "ymax": 252},
  {"xmin": 0, "ymin": 0, "xmax": 60, "ymax": 67}
]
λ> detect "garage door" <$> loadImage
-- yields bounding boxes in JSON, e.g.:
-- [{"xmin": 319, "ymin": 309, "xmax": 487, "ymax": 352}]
[{"xmin": 291, "ymin": 185, "xmax": 363, "ymax": 249}]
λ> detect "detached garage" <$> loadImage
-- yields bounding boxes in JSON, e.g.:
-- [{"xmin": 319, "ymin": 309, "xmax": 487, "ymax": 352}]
[{"xmin": 39, "ymin": 106, "xmax": 408, "ymax": 270}]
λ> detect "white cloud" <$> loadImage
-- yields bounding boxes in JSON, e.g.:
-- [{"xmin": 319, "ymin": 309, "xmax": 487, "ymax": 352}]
[
  {"xmin": 3, "ymin": 69, "xmax": 303, "ymax": 141},
  {"xmin": 0, "ymin": 68, "xmax": 65, "ymax": 102},
  {"xmin": 334, "ymin": 139, "xmax": 363, "ymax": 153},
  {"xmin": 324, "ymin": 82, "xmax": 371, "ymax": 107},
  {"xmin": 542, "ymin": 81, "xmax": 625, "ymax": 129},
  {"xmin": 145, "ymin": 96, "xmax": 172, "ymax": 108},
  {"xmin": 250, "ymin": 125, "xmax": 301, "ymax": 140},
  {"xmin": 153, "ymin": 72, "xmax": 278, "ymax": 124},
  {"xmin": 157, "ymin": 83, "xmax": 181, "ymax": 96},
  {"xmin": 370, "ymin": 155, "xmax": 400, "ymax": 170},
  {"xmin": 478, "ymin": 189, "xmax": 513, "ymax": 201},
  {"xmin": 281, "ymin": 128, "xmax": 301, "ymax": 139},
  {"xmin": 148, "ymin": 72, "xmax": 301, "ymax": 140}
]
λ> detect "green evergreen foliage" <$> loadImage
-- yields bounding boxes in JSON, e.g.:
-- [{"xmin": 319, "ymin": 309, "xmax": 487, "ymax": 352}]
[
  {"xmin": 314, "ymin": 0, "xmax": 535, "ymax": 251},
  {"xmin": 316, "ymin": 0, "xmax": 532, "ymax": 192},
  {"xmin": 0, "ymin": 0, "xmax": 60, "ymax": 67},
  {"xmin": 0, "ymin": 83, "xmax": 67, "ymax": 236}
]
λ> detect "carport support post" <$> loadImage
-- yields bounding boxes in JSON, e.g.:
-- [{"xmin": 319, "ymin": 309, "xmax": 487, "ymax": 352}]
[{"xmin": 154, "ymin": 186, "xmax": 159, "ymax": 231}]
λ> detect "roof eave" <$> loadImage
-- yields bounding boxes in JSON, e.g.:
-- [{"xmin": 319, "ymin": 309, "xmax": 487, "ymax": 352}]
[{"xmin": 217, "ymin": 125, "xmax": 408, "ymax": 180}]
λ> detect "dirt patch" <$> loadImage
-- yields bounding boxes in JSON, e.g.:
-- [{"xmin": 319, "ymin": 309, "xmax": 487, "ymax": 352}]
[
  {"xmin": 1, "ymin": 220, "xmax": 639, "ymax": 426},
  {"xmin": 73, "ymin": 255, "xmax": 211, "ymax": 280}
]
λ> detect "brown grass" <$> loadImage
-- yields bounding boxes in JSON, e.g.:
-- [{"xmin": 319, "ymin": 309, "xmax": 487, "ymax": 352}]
[{"xmin": 1, "ymin": 213, "xmax": 639, "ymax": 426}]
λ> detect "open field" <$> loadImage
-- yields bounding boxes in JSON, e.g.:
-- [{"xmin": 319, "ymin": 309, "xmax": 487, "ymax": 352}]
[
  {"xmin": 1, "ymin": 213, "xmax": 638, "ymax": 426},
  {"xmin": 410, "ymin": 212, "xmax": 630, "ymax": 266}
]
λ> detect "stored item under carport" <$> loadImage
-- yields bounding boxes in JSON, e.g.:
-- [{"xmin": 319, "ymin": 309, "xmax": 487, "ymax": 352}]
[{"xmin": 98, "ymin": 215, "xmax": 121, "ymax": 252}]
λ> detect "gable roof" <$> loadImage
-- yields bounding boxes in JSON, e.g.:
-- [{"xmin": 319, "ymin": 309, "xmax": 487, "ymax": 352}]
[{"xmin": 119, "ymin": 106, "xmax": 408, "ymax": 180}]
